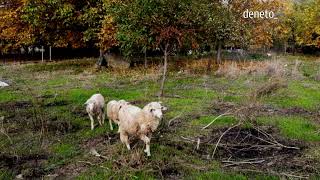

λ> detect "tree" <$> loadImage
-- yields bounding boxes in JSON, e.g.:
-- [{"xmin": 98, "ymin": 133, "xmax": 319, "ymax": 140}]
[
  {"xmin": 20, "ymin": 0, "xmax": 84, "ymax": 48},
  {"xmin": 79, "ymin": 0, "xmax": 105, "ymax": 48},
  {"xmin": 109, "ymin": 0, "xmax": 200, "ymax": 97},
  {"xmin": 295, "ymin": 0, "xmax": 320, "ymax": 48},
  {"xmin": 273, "ymin": 0, "xmax": 297, "ymax": 53},
  {"xmin": 247, "ymin": 0, "xmax": 285, "ymax": 52},
  {"xmin": 0, "ymin": 0, "xmax": 31, "ymax": 52},
  {"xmin": 201, "ymin": 0, "xmax": 246, "ymax": 70}
]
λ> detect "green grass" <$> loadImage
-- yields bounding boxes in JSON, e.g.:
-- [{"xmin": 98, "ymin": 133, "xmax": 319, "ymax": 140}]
[
  {"xmin": 188, "ymin": 171, "xmax": 247, "ymax": 180},
  {"xmin": 191, "ymin": 115, "xmax": 236, "ymax": 126},
  {"xmin": 0, "ymin": 169, "xmax": 14, "ymax": 180},
  {"xmin": 0, "ymin": 90, "xmax": 25, "ymax": 102},
  {"xmin": 257, "ymin": 116, "xmax": 320, "ymax": 141},
  {"xmin": 0, "ymin": 56, "xmax": 320, "ymax": 179},
  {"xmin": 262, "ymin": 81, "xmax": 320, "ymax": 110},
  {"xmin": 52, "ymin": 143, "xmax": 79, "ymax": 159}
]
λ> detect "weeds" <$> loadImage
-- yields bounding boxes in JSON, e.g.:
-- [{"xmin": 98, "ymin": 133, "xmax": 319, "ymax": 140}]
[
  {"xmin": 0, "ymin": 56, "xmax": 319, "ymax": 179},
  {"xmin": 214, "ymin": 60, "xmax": 287, "ymax": 79}
]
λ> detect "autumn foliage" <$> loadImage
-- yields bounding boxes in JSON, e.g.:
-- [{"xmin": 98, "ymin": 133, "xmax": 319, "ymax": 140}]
[{"xmin": 0, "ymin": 0, "xmax": 319, "ymax": 53}]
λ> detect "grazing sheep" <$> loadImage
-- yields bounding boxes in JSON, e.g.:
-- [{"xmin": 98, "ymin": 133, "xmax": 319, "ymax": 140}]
[
  {"xmin": 84, "ymin": 94, "xmax": 105, "ymax": 130},
  {"xmin": 118, "ymin": 102, "xmax": 167, "ymax": 156},
  {"xmin": 106, "ymin": 100, "xmax": 129, "ymax": 130},
  {"xmin": 0, "ymin": 81, "xmax": 9, "ymax": 87}
]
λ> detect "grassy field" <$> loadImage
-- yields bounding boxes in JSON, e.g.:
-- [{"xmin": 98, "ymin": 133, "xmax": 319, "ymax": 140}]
[{"xmin": 0, "ymin": 56, "xmax": 319, "ymax": 179}]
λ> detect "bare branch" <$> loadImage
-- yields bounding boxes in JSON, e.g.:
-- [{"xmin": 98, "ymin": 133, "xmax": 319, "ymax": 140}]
[
  {"xmin": 202, "ymin": 112, "xmax": 233, "ymax": 130},
  {"xmin": 212, "ymin": 123, "xmax": 241, "ymax": 158}
]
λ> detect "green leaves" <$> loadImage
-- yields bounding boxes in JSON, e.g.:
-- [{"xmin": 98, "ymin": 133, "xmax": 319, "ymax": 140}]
[
  {"xmin": 1, "ymin": 0, "xmax": 319, "ymax": 53},
  {"xmin": 295, "ymin": 0, "xmax": 320, "ymax": 47}
]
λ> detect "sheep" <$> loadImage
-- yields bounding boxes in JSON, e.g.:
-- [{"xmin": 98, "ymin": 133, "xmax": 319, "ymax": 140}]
[
  {"xmin": 118, "ymin": 102, "xmax": 167, "ymax": 156},
  {"xmin": 106, "ymin": 99, "xmax": 129, "ymax": 130},
  {"xmin": 84, "ymin": 94, "xmax": 105, "ymax": 130}
]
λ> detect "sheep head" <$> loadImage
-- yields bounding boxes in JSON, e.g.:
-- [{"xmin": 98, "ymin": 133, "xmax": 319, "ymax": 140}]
[
  {"xmin": 143, "ymin": 102, "xmax": 167, "ymax": 120},
  {"xmin": 118, "ymin": 100, "xmax": 130, "ymax": 110}
]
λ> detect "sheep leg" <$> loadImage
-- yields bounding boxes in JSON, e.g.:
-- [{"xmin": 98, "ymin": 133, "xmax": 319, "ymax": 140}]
[
  {"xmin": 97, "ymin": 116, "xmax": 102, "ymax": 126},
  {"xmin": 102, "ymin": 108, "xmax": 105, "ymax": 125},
  {"xmin": 140, "ymin": 134, "xmax": 151, "ymax": 156},
  {"xmin": 120, "ymin": 132, "xmax": 130, "ymax": 150},
  {"xmin": 109, "ymin": 119, "xmax": 113, "ymax": 131},
  {"xmin": 89, "ymin": 114, "xmax": 95, "ymax": 130}
]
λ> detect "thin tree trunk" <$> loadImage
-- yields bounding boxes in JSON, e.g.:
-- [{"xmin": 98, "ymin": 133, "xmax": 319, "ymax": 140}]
[
  {"xmin": 207, "ymin": 58, "xmax": 213, "ymax": 73},
  {"xmin": 160, "ymin": 43, "xmax": 169, "ymax": 97},
  {"xmin": 217, "ymin": 41, "xmax": 222, "ymax": 64},
  {"xmin": 284, "ymin": 42, "xmax": 287, "ymax": 54},
  {"xmin": 144, "ymin": 48, "xmax": 147, "ymax": 68},
  {"xmin": 292, "ymin": 28, "xmax": 296, "ymax": 55},
  {"xmin": 99, "ymin": 49, "xmax": 103, "ymax": 58},
  {"xmin": 207, "ymin": 42, "xmax": 216, "ymax": 72}
]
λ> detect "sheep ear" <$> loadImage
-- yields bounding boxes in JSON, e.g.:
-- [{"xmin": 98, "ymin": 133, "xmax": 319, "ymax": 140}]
[{"xmin": 161, "ymin": 106, "xmax": 168, "ymax": 111}]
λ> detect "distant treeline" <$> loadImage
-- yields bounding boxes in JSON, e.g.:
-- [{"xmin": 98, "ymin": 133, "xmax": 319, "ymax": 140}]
[{"xmin": 1, "ymin": 0, "xmax": 319, "ymax": 60}]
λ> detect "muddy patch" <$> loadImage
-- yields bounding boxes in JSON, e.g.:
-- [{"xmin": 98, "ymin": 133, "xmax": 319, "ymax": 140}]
[
  {"xmin": 160, "ymin": 165, "xmax": 182, "ymax": 179},
  {"xmin": 0, "ymin": 153, "xmax": 49, "ymax": 178},
  {"xmin": 71, "ymin": 106, "xmax": 88, "ymax": 118},
  {"xmin": 82, "ymin": 133, "xmax": 118, "ymax": 149},
  {"xmin": 210, "ymin": 100, "xmax": 319, "ymax": 118},
  {"xmin": 44, "ymin": 100, "xmax": 69, "ymax": 107},
  {"xmin": 54, "ymin": 133, "xmax": 119, "ymax": 178},
  {"xmin": 0, "ymin": 101, "xmax": 32, "ymax": 111},
  {"xmin": 46, "ymin": 119, "xmax": 77, "ymax": 134},
  {"xmin": 192, "ymin": 126, "xmax": 318, "ymax": 176}
]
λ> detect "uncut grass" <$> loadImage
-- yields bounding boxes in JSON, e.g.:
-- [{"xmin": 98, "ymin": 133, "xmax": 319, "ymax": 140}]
[{"xmin": 0, "ymin": 57, "xmax": 319, "ymax": 179}]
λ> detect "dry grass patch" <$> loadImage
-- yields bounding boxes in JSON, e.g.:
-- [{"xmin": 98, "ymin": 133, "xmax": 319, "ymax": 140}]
[{"xmin": 215, "ymin": 60, "xmax": 287, "ymax": 79}]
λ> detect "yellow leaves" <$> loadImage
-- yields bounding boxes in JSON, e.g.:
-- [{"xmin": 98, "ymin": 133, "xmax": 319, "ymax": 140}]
[
  {"xmin": 0, "ymin": 0, "xmax": 31, "ymax": 49},
  {"xmin": 98, "ymin": 15, "xmax": 119, "ymax": 50},
  {"xmin": 294, "ymin": 0, "xmax": 320, "ymax": 47}
]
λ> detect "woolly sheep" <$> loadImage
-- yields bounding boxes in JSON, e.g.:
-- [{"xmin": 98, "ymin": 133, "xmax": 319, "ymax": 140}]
[
  {"xmin": 84, "ymin": 94, "xmax": 105, "ymax": 130},
  {"xmin": 118, "ymin": 102, "xmax": 167, "ymax": 156},
  {"xmin": 106, "ymin": 100, "xmax": 129, "ymax": 130}
]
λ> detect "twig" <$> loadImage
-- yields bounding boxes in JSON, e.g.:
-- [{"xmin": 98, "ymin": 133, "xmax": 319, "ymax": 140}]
[
  {"xmin": 202, "ymin": 112, "xmax": 233, "ymax": 130},
  {"xmin": 99, "ymin": 165, "xmax": 109, "ymax": 170},
  {"xmin": 0, "ymin": 116, "xmax": 13, "ymax": 144},
  {"xmin": 280, "ymin": 172, "xmax": 309, "ymax": 179},
  {"xmin": 180, "ymin": 136, "xmax": 196, "ymax": 142},
  {"xmin": 0, "ymin": 130, "xmax": 13, "ymax": 144},
  {"xmin": 222, "ymin": 159, "xmax": 265, "ymax": 167},
  {"xmin": 78, "ymin": 160, "xmax": 95, "ymax": 166},
  {"xmin": 196, "ymin": 138, "xmax": 200, "ymax": 150},
  {"xmin": 212, "ymin": 123, "xmax": 241, "ymax": 158},
  {"xmin": 89, "ymin": 148, "xmax": 108, "ymax": 159},
  {"xmin": 168, "ymin": 114, "xmax": 181, "ymax": 127},
  {"xmin": 254, "ymin": 126, "xmax": 300, "ymax": 150}
]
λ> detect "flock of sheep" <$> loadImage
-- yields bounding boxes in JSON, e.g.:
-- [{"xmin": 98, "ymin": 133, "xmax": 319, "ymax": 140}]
[{"xmin": 84, "ymin": 93, "xmax": 167, "ymax": 156}]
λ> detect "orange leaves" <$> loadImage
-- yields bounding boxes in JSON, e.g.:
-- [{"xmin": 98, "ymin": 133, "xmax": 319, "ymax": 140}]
[
  {"xmin": 98, "ymin": 15, "xmax": 118, "ymax": 51},
  {"xmin": 153, "ymin": 26, "xmax": 183, "ymax": 48},
  {"xmin": 0, "ymin": 0, "xmax": 31, "ymax": 51}
]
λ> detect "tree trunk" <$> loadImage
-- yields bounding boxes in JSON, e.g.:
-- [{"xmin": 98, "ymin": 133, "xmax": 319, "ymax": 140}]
[
  {"xmin": 160, "ymin": 44, "xmax": 169, "ymax": 97},
  {"xmin": 292, "ymin": 28, "xmax": 296, "ymax": 55},
  {"xmin": 217, "ymin": 41, "xmax": 222, "ymax": 64},
  {"xmin": 144, "ymin": 48, "xmax": 147, "ymax": 68},
  {"xmin": 207, "ymin": 58, "xmax": 213, "ymax": 73},
  {"xmin": 284, "ymin": 41, "xmax": 287, "ymax": 54}
]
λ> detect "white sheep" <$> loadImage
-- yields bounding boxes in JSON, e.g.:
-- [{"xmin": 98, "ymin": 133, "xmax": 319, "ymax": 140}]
[
  {"xmin": 118, "ymin": 102, "xmax": 167, "ymax": 156},
  {"xmin": 106, "ymin": 99, "xmax": 129, "ymax": 130},
  {"xmin": 84, "ymin": 94, "xmax": 105, "ymax": 130}
]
